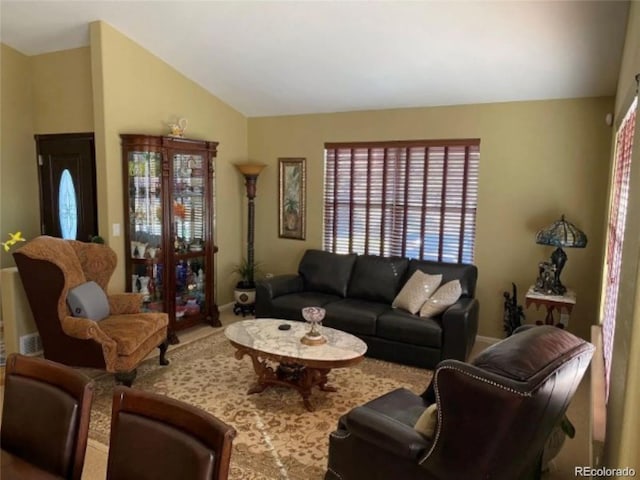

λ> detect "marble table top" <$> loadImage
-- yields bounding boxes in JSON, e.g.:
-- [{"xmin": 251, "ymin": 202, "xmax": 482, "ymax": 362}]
[
  {"xmin": 224, "ymin": 319, "xmax": 367, "ymax": 363},
  {"xmin": 526, "ymin": 286, "xmax": 576, "ymax": 304}
]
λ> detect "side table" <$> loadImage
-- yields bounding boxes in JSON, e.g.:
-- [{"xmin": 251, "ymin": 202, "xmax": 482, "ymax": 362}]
[{"xmin": 525, "ymin": 286, "xmax": 576, "ymax": 329}]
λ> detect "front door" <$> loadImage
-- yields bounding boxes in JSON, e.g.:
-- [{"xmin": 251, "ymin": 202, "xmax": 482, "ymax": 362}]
[{"xmin": 35, "ymin": 133, "xmax": 97, "ymax": 241}]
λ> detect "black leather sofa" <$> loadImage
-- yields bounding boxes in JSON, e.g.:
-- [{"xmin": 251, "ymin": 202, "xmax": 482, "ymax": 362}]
[{"xmin": 255, "ymin": 249, "xmax": 479, "ymax": 369}]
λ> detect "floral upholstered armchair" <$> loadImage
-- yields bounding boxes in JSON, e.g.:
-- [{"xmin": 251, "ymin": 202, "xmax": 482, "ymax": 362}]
[{"xmin": 13, "ymin": 236, "xmax": 169, "ymax": 385}]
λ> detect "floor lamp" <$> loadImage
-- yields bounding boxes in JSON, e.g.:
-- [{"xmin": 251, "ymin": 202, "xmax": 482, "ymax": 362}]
[{"xmin": 233, "ymin": 163, "xmax": 266, "ymax": 315}]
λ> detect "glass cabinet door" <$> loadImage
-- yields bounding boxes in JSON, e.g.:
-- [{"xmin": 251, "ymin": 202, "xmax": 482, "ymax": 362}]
[
  {"xmin": 122, "ymin": 134, "xmax": 219, "ymax": 336},
  {"xmin": 128, "ymin": 150, "xmax": 164, "ymax": 312},
  {"xmin": 172, "ymin": 153, "xmax": 206, "ymax": 324}
]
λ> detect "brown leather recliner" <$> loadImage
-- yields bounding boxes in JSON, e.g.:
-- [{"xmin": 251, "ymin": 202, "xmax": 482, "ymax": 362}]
[
  {"xmin": 107, "ymin": 386, "xmax": 237, "ymax": 480},
  {"xmin": 1, "ymin": 353, "xmax": 94, "ymax": 480},
  {"xmin": 13, "ymin": 235, "xmax": 169, "ymax": 385},
  {"xmin": 325, "ymin": 325, "xmax": 595, "ymax": 480}
]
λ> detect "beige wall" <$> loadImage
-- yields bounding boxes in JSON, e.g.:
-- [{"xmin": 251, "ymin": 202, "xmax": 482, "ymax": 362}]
[
  {"xmin": 1, "ymin": 44, "xmax": 96, "ymax": 269},
  {"xmin": 89, "ymin": 22, "xmax": 248, "ymax": 303},
  {"xmin": 0, "ymin": 44, "xmax": 39, "ymax": 269},
  {"xmin": 31, "ymin": 47, "xmax": 94, "ymax": 134},
  {"xmin": 605, "ymin": 0, "xmax": 640, "ymax": 471},
  {"xmin": 248, "ymin": 98, "xmax": 613, "ymax": 340}
]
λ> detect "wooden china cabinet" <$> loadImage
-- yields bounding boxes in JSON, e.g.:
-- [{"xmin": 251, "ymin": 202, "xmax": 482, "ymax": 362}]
[{"xmin": 121, "ymin": 134, "xmax": 220, "ymax": 343}]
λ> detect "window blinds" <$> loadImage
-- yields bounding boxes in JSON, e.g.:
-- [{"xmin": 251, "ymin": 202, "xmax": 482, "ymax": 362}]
[
  {"xmin": 602, "ymin": 96, "xmax": 637, "ymax": 400},
  {"xmin": 323, "ymin": 139, "xmax": 480, "ymax": 263}
]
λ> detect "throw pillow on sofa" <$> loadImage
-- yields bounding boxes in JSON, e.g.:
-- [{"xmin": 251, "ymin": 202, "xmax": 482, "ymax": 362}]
[
  {"xmin": 419, "ymin": 279, "xmax": 462, "ymax": 318},
  {"xmin": 392, "ymin": 271, "xmax": 442, "ymax": 314}
]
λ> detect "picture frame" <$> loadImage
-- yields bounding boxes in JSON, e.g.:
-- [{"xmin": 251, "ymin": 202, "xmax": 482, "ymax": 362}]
[{"xmin": 278, "ymin": 158, "xmax": 306, "ymax": 240}]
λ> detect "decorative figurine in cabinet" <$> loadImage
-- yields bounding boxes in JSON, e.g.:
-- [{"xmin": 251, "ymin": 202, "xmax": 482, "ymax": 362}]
[{"xmin": 121, "ymin": 134, "xmax": 219, "ymax": 343}]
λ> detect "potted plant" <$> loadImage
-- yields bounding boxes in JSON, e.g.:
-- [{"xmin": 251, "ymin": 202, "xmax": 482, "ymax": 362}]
[{"xmin": 232, "ymin": 259, "xmax": 261, "ymax": 315}]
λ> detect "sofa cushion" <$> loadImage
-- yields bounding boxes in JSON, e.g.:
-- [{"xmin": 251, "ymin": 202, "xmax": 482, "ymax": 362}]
[
  {"xmin": 360, "ymin": 387, "xmax": 429, "ymax": 428},
  {"xmin": 270, "ymin": 292, "xmax": 342, "ymax": 321},
  {"xmin": 377, "ymin": 310, "xmax": 442, "ymax": 348},
  {"xmin": 298, "ymin": 250, "xmax": 357, "ymax": 298},
  {"xmin": 323, "ymin": 299, "xmax": 389, "ymax": 336},
  {"xmin": 348, "ymin": 255, "xmax": 409, "ymax": 304},
  {"xmin": 392, "ymin": 271, "xmax": 442, "ymax": 314},
  {"xmin": 406, "ymin": 259, "xmax": 477, "ymax": 298},
  {"xmin": 419, "ymin": 280, "xmax": 462, "ymax": 318}
]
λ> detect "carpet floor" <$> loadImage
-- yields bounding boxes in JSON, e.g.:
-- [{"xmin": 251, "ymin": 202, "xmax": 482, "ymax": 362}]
[{"xmin": 89, "ymin": 329, "xmax": 432, "ymax": 480}]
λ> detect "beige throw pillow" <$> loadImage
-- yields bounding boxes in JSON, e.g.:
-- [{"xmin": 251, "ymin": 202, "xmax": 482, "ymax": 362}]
[
  {"xmin": 419, "ymin": 279, "xmax": 462, "ymax": 318},
  {"xmin": 414, "ymin": 403, "xmax": 438, "ymax": 438},
  {"xmin": 392, "ymin": 271, "xmax": 442, "ymax": 314}
]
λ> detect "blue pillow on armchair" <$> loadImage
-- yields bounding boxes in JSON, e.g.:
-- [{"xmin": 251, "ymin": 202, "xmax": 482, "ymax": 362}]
[{"xmin": 66, "ymin": 281, "xmax": 110, "ymax": 321}]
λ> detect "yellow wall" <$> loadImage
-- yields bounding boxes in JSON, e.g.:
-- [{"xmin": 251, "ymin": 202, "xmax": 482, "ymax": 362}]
[
  {"xmin": 1, "ymin": 44, "xmax": 96, "ymax": 268},
  {"xmin": 605, "ymin": 0, "xmax": 640, "ymax": 471},
  {"xmin": 248, "ymin": 98, "xmax": 613, "ymax": 340},
  {"xmin": 89, "ymin": 22, "xmax": 248, "ymax": 302},
  {"xmin": 0, "ymin": 44, "xmax": 39, "ymax": 269},
  {"xmin": 31, "ymin": 47, "xmax": 94, "ymax": 134}
]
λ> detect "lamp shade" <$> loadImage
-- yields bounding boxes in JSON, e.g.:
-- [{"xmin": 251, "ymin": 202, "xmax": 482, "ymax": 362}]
[
  {"xmin": 234, "ymin": 163, "xmax": 266, "ymax": 177},
  {"xmin": 535, "ymin": 215, "xmax": 587, "ymax": 248}
]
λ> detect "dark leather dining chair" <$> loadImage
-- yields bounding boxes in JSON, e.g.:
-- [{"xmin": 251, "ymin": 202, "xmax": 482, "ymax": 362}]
[
  {"xmin": 1, "ymin": 353, "xmax": 94, "ymax": 480},
  {"xmin": 325, "ymin": 325, "xmax": 595, "ymax": 480},
  {"xmin": 107, "ymin": 386, "xmax": 237, "ymax": 480}
]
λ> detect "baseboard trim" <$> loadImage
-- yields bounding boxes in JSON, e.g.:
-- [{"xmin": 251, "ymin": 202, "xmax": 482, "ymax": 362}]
[
  {"xmin": 219, "ymin": 302, "xmax": 235, "ymax": 312},
  {"xmin": 476, "ymin": 334, "xmax": 500, "ymax": 345}
]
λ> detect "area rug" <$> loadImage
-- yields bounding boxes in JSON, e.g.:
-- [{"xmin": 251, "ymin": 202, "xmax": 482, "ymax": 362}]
[{"xmin": 89, "ymin": 329, "xmax": 432, "ymax": 480}]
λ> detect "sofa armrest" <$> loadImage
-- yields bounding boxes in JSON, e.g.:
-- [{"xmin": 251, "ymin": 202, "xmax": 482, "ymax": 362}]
[
  {"xmin": 256, "ymin": 274, "xmax": 303, "ymax": 300},
  {"xmin": 255, "ymin": 274, "xmax": 304, "ymax": 318},
  {"xmin": 440, "ymin": 297, "xmax": 479, "ymax": 361},
  {"xmin": 343, "ymin": 406, "xmax": 431, "ymax": 461},
  {"xmin": 61, "ymin": 315, "xmax": 116, "ymax": 347}
]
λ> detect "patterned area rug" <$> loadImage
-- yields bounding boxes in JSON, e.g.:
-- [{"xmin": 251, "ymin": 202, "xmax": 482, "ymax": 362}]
[{"xmin": 89, "ymin": 329, "xmax": 432, "ymax": 480}]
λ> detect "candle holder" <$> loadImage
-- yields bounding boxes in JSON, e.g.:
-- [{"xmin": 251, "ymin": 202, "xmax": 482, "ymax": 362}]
[{"xmin": 301, "ymin": 307, "xmax": 327, "ymax": 346}]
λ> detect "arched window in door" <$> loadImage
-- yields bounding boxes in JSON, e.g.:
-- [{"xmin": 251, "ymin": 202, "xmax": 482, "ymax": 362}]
[{"xmin": 58, "ymin": 169, "xmax": 78, "ymax": 240}]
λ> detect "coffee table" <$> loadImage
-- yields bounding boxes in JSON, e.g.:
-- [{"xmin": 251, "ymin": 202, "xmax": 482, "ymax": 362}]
[{"xmin": 225, "ymin": 318, "xmax": 367, "ymax": 411}]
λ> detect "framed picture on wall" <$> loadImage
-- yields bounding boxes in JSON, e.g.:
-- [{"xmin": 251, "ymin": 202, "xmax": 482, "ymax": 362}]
[{"xmin": 278, "ymin": 158, "xmax": 306, "ymax": 240}]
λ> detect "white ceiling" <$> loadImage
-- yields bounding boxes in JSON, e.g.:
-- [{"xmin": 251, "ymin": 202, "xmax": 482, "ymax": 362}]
[{"xmin": 0, "ymin": 1, "xmax": 630, "ymax": 117}]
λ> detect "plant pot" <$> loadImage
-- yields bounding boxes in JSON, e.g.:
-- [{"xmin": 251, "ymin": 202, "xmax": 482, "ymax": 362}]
[
  {"xmin": 285, "ymin": 211, "xmax": 298, "ymax": 231},
  {"xmin": 234, "ymin": 281, "xmax": 256, "ymax": 306}
]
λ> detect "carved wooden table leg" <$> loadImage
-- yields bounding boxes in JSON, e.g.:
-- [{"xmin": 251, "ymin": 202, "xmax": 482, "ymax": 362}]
[
  {"xmin": 232, "ymin": 346, "xmax": 337, "ymax": 411},
  {"xmin": 236, "ymin": 348, "xmax": 275, "ymax": 394}
]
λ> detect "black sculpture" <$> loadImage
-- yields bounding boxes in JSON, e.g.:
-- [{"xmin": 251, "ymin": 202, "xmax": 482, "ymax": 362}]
[{"xmin": 503, "ymin": 282, "xmax": 525, "ymax": 336}]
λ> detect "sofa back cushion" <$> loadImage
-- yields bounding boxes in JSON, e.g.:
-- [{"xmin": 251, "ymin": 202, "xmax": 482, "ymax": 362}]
[
  {"xmin": 299, "ymin": 250, "xmax": 357, "ymax": 297},
  {"xmin": 406, "ymin": 259, "xmax": 477, "ymax": 297},
  {"xmin": 348, "ymin": 255, "xmax": 409, "ymax": 304}
]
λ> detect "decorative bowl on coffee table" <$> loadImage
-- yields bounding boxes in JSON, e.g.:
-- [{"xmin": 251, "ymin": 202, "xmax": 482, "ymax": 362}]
[{"xmin": 301, "ymin": 306, "xmax": 327, "ymax": 346}]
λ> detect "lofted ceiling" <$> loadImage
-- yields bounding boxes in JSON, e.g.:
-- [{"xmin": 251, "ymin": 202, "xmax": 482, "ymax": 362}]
[{"xmin": 0, "ymin": 1, "xmax": 630, "ymax": 117}]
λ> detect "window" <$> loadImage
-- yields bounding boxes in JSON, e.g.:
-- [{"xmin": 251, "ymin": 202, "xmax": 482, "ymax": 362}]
[
  {"xmin": 323, "ymin": 139, "xmax": 480, "ymax": 263},
  {"xmin": 58, "ymin": 169, "xmax": 78, "ymax": 240},
  {"xmin": 601, "ymin": 96, "xmax": 637, "ymax": 400}
]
